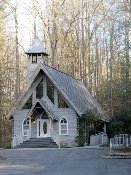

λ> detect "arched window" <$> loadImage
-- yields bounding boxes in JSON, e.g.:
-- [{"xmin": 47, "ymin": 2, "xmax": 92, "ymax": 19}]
[
  {"xmin": 22, "ymin": 118, "xmax": 30, "ymax": 136},
  {"xmin": 60, "ymin": 117, "xmax": 68, "ymax": 135}
]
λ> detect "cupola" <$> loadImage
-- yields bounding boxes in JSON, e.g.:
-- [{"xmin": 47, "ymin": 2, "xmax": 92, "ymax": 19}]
[{"xmin": 25, "ymin": 36, "xmax": 48, "ymax": 79}]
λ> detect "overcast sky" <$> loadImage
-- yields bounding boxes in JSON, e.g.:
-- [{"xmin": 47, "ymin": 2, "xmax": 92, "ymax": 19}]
[{"xmin": 8, "ymin": 0, "xmax": 46, "ymax": 51}]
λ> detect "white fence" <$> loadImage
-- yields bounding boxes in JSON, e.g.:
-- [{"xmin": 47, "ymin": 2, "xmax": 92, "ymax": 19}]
[
  {"xmin": 90, "ymin": 132, "xmax": 109, "ymax": 146},
  {"xmin": 110, "ymin": 134, "xmax": 131, "ymax": 148}
]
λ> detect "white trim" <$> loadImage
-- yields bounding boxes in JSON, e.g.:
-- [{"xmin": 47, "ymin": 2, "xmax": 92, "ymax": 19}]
[
  {"xmin": 59, "ymin": 117, "xmax": 68, "ymax": 135},
  {"xmin": 49, "ymin": 118, "xmax": 52, "ymax": 137},
  {"xmin": 22, "ymin": 117, "xmax": 31, "ymax": 137},
  {"xmin": 37, "ymin": 119, "xmax": 49, "ymax": 138}
]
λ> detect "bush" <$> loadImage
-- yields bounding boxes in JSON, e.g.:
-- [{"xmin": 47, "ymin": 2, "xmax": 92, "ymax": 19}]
[
  {"xmin": 109, "ymin": 107, "xmax": 131, "ymax": 137},
  {"xmin": 75, "ymin": 109, "xmax": 103, "ymax": 146}
]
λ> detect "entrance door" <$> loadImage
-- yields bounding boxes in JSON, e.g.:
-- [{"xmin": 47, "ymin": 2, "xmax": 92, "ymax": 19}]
[{"xmin": 37, "ymin": 119, "xmax": 49, "ymax": 137}]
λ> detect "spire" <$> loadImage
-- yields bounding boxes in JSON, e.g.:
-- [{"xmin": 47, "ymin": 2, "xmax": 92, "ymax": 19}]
[
  {"xmin": 33, "ymin": 0, "xmax": 37, "ymax": 38},
  {"xmin": 25, "ymin": 36, "xmax": 48, "ymax": 55}
]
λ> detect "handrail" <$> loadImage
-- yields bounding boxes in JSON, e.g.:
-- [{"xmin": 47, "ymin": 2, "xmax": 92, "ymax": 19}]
[
  {"xmin": 12, "ymin": 131, "xmax": 23, "ymax": 149},
  {"xmin": 12, "ymin": 128, "xmax": 31, "ymax": 149},
  {"xmin": 50, "ymin": 128, "xmax": 60, "ymax": 148}
]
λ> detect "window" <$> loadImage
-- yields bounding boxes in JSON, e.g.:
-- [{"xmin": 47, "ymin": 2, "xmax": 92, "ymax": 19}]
[
  {"xmin": 36, "ymin": 79, "xmax": 43, "ymax": 99},
  {"xmin": 32, "ymin": 54, "xmax": 37, "ymax": 63},
  {"xmin": 58, "ymin": 93, "xmax": 69, "ymax": 108},
  {"xmin": 60, "ymin": 117, "xmax": 68, "ymax": 135},
  {"xmin": 23, "ymin": 118, "xmax": 30, "ymax": 136},
  {"xmin": 47, "ymin": 78, "xmax": 54, "ymax": 103},
  {"xmin": 23, "ymin": 95, "xmax": 32, "ymax": 109}
]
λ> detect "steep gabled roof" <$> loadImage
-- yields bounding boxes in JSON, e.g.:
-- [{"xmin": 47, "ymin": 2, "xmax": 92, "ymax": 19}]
[
  {"xmin": 27, "ymin": 99, "xmax": 57, "ymax": 120},
  {"xmin": 8, "ymin": 63, "xmax": 110, "ymax": 122},
  {"xmin": 42, "ymin": 64, "xmax": 110, "ymax": 121}
]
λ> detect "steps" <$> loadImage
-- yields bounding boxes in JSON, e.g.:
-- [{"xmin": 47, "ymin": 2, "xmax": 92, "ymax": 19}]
[{"xmin": 16, "ymin": 137, "xmax": 58, "ymax": 148}]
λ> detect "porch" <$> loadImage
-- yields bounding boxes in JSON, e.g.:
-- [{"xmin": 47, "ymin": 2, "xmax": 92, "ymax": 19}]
[{"xmin": 12, "ymin": 101, "xmax": 60, "ymax": 148}]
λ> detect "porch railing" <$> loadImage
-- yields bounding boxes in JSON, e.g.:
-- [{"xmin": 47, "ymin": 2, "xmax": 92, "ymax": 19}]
[
  {"xmin": 12, "ymin": 132, "xmax": 23, "ymax": 149},
  {"xmin": 50, "ymin": 128, "xmax": 60, "ymax": 148},
  {"xmin": 12, "ymin": 129, "xmax": 30, "ymax": 149}
]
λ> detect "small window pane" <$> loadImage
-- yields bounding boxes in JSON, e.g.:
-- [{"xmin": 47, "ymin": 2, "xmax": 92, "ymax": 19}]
[
  {"xmin": 60, "ymin": 118, "xmax": 68, "ymax": 135},
  {"xmin": 24, "ymin": 126, "xmax": 29, "ymax": 130},
  {"xmin": 23, "ymin": 120, "xmax": 26, "ymax": 125},
  {"xmin": 61, "ymin": 118, "xmax": 67, "ymax": 124},
  {"xmin": 23, "ymin": 118, "xmax": 30, "ymax": 136},
  {"xmin": 32, "ymin": 55, "xmax": 37, "ymax": 63},
  {"xmin": 58, "ymin": 93, "xmax": 69, "ymax": 108},
  {"xmin": 61, "ymin": 125, "xmax": 67, "ymax": 129},
  {"xmin": 61, "ymin": 130, "xmax": 67, "ymax": 135}
]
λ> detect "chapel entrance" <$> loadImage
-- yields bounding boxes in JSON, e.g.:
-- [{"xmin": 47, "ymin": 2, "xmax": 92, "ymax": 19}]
[{"xmin": 37, "ymin": 119, "xmax": 49, "ymax": 138}]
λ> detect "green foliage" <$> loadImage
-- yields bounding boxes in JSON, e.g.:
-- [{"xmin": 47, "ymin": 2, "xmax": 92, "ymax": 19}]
[
  {"xmin": 75, "ymin": 134, "xmax": 85, "ymax": 147},
  {"xmin": 109, "ymin": 107, "xmax": 131, "ymax": 137},
  {"xmin": 76, "ymin": 109, "xmax": 103, "ymax": 146}
]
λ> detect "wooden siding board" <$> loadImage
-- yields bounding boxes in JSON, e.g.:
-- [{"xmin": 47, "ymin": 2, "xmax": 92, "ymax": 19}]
[{"xmin": 13, "ymin": 110, "xmax": 30, "ymax": 136}]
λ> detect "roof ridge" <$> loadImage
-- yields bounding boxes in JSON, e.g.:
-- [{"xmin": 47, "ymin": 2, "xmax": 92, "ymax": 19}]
[{"xmin": 42, "ymin": 63, "xmax": 81, "ymax": 81}]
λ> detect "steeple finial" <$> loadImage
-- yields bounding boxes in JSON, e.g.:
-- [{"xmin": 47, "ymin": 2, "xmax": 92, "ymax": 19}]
[
  {"xmin": 25, "ymin": 37, "xmax": 48, "ymax": 55},
  {"xmin": 33, "ymin": 0, "xmax": 37, "ymax": 38}
]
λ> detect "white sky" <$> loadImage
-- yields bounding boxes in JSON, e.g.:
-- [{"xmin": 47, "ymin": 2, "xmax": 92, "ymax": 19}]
[{"xmin": 8, "ymin": 0, "xmax": 46, "ymax": 51}]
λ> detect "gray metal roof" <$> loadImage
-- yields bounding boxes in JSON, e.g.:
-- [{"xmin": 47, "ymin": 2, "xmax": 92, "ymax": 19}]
[
  {"xmin": 42, "ymin": 64, "xmax": 110, "ymax": 121},
  {"xmin": 7, "ymin": 63, "xmax": 110, "ymax": 121},
  {"xmin": 25, "ymin": 36, "xmax": 48, "ymax": 54}
]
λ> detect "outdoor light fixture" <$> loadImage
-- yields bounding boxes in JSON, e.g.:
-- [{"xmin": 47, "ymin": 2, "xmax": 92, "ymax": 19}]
[{"xmin": 31, "ymin": 118, "xmax": 36, "ymax": 124}]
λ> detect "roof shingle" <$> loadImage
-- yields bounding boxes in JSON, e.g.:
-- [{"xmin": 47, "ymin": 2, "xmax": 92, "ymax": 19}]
[{"xmin": 43, "ymin": 64, "xmax": 110, "ymax": 121}]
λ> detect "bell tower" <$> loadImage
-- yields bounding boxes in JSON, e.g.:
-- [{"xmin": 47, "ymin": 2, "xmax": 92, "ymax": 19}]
[{"xmin": 25, "ymin": 36, "xmax": 48, "ymax": 80}]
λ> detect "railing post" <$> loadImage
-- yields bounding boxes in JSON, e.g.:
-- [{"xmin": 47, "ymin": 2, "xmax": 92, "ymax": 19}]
[
  {"xmin": 126, "ymin": 137, "xmax": 128, "ymax": 147},
  {"xmin": 110, "ymin": 138, "xmax": 112, "ymax": 154},
  {"xmin": 101, "ymin": 134, "xmax": 103, "ymax": 145},
  {"xmin": 12, "ymin": 136, "xmax": 16, "ymax": 149},
  {"xmin": 50, "ymin": 128, "xmax": 60, "ymax": 148},
  {"xmin": 58, "ymin": 139, "xmax": 60, "ymax": 148},
  {"xmin": 11, "ymin": 139, "xmax": 13, "ymax": 149}
]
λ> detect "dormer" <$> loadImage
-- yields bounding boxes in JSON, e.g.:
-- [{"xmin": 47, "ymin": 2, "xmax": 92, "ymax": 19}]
[{"xmin": 25, "ymin": 36, "xmax": 48, "ymax": 80}]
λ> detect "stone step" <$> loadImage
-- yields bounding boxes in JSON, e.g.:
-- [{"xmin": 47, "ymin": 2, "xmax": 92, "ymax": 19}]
[
  {"xmin": 17, "ymin": 144, "xmax": 58, "ymax": 148},
  {"xmin": 24, "ymin": 139, "xmax": 55, "ymax": 143},
  {"xmin": 29, "ymin": 137, "xmax": 53, "ymax": 142},
  {"xmin": 15, "ymin": 137, "xmax": 58, "ymax": 148}
]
